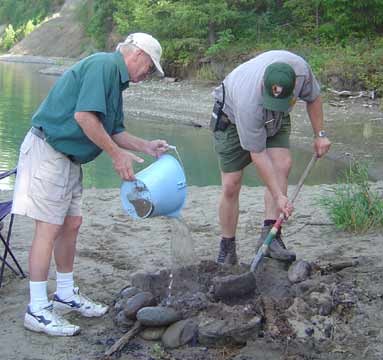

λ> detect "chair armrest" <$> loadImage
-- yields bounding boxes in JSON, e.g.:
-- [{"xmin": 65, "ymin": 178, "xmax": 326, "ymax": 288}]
[{"xmin": 0, "ymin": 168, "xmax": 16, "ymax": 180}]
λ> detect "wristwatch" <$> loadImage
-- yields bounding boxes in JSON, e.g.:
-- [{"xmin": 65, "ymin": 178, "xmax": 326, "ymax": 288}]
[{"xmin": 317, "ymin": 130, "xmax": 327, "ymax": 138}]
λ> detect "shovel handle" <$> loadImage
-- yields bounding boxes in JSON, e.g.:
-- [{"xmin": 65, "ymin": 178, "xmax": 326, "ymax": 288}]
[
  {"xmin": 250, "ymin": 153, "xmax": 318, "ymax": 272},
  {"xmin": 290, "ymin": 153, "xmax": 318, "ymax": 204}
]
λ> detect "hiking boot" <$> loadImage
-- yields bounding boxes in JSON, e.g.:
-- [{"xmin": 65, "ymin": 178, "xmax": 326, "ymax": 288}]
[
  {"xmin": 24, "ymin": 303, "xmax": 81, "ymax": 336},
  {"xmin": 53, "ymin": 287, "xmax": 108, "ymax": 318},
  {"xmin": 255, "ymin": 225, "xmax": 296, "ymax": 262},
  {"xmin": 217, "ymin": 238, "xmax": 238, "ymax": 265}
]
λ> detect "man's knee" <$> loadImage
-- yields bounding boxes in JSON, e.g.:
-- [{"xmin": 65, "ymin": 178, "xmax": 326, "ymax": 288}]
[
  {"xmin": 277, "ymin": 156, "xmax": 292, "ymax": 175},
  {"xmin": 222, "ymin": 177, "xmax": 242, "ymax": 199},
  {"xmin": 65, "ymin": 216, "xmax": 83, "ymax": 233},
  {"xmin": 271, "ymin": 153, "xmax": 292, "ymax": 177}
]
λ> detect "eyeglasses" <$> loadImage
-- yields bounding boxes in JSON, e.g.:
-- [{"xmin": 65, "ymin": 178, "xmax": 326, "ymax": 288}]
[{"xmin": 148, "ymin": 63, "xmax": 156, "ymax": 75}]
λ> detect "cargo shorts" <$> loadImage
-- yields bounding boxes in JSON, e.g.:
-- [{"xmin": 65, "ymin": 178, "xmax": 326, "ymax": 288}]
[
  {"xmin": 12, "ymin": 130, "xmax": 83, "ymax": 225},
  {"xmin": 213, "ymin": 115, "xmax": 291, "ymax": 173}
]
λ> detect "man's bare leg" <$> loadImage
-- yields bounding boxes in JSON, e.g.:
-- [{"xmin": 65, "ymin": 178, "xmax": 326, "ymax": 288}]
[
  {"xmin": 264, "ymin": 148, "xmax": 292, "ymax": 219},
  {"xmin": 29, "ymin": 220, "xmax": 62, "ymax": 281},
  {"xmin": 219, "ymin": 170, "xmax": 243, "ymax": 237},
  {"xmin": 25, "ymin": 220, "xmax": 81, "ymax": 336},
  {"xmin": 54, "ymin": 215, "xmax": 82, "ymax": 273},
  {"xmin": 217, "ymin": 170, "xmax": 243, "ymax": 264},
  {"xmin": 257, "ymin": 147, "xmax": 295, "ymax": 261}
]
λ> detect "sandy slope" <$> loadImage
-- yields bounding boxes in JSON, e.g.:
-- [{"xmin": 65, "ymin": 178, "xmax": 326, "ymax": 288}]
[{"xmin": 9, "ymin": 0, "xmax": 89, "ymax": 58}]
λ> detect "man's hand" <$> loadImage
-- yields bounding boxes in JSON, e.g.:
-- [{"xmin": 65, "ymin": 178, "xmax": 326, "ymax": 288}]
[
  {"xmin": 146, "ymin": 140, "xmax": 169, "ymax": 158},
  {"xmin": 276, "ymin": 194, "xmax": 294, "ymax": 219},
  {"xmin": 314, "ymin": 137, "xmax": 331, "ymax": 158},
  {"xmin": 112, "ymin": 148, "xmax": 144, "ymax": 181}
]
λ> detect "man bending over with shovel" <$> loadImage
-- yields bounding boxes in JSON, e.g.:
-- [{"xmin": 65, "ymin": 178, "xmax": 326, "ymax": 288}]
[{"xmin": 211, "ymin": 50, "xmax": 331, "ymax": 265}]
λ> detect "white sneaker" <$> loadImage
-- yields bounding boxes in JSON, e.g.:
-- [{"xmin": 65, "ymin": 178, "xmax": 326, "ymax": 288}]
[
  {"xmin": 53, "ymin": 287, "xmax": 108, "ymax": 317},
  {"xmin": 24, "ymin": 303, "xmax": 81, "ymax": 336}
]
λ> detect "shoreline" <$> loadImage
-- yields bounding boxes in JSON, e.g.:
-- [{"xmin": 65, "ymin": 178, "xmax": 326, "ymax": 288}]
[{"xmin": 1, "ymin": 53, "xmax": 382, "ymax": 182}]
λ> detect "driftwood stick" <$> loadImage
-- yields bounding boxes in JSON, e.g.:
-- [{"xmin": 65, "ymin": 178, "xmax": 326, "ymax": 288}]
[
  {"xmin": 322, "ymin": 260, "xmax": 359, "ymax": 274},
  {"xmin": 328, "ymin": 260, "xmax": 359, "ymax": 271},
  {"xmin": 104, "ymin": 321, "xmax": 143, "ymax": 358}
]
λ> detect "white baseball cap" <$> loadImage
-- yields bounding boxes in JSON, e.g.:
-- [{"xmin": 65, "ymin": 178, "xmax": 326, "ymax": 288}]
[{"xmin": 116, "ymin": 32, "xmax": 164, "ymax": 77}]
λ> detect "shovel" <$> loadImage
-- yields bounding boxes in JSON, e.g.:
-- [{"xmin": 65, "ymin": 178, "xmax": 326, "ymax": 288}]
[
  {"xmin": 212, "ymin": 153, "xmax": 319, "ymax": 301},
  {"xmin": 250, "ymin": 153, "xmax": 318, "ymax": 272}
]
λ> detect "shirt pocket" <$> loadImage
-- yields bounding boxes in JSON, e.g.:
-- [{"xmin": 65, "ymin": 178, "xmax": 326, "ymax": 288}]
[{"xmin": 31, "ymin": 156, "xmax": 70, "ymax": 202}]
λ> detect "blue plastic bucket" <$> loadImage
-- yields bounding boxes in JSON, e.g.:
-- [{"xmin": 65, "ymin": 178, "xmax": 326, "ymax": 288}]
[{"xmin": 120, "ymin": 154, "xmax": 187, "ymax": 219}]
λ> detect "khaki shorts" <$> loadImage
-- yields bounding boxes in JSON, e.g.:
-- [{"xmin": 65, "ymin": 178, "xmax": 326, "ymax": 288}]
[
  {"xmin": 213, "ymin": 115, "xmax": 291, "ymax": 173},
  {"xmin": 12, "ymin": 131, "xmax": 83, "ymax": 225}
]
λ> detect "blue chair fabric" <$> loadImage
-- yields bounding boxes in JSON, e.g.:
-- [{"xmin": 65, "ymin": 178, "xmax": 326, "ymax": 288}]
[{"xmin": 0, "ymin": 168, "xmax": 26, "ymax": 287}]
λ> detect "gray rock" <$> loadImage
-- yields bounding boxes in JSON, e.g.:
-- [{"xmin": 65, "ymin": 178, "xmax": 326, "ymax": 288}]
[
  {"xmin": 288, "ymin": 260, "xmax": 312, "ymax": 284},
  {"xmin": 253, "ymin": 258, "xmax": 294, "ymax": 299},
  {"xmin": 137, "ymin": 306, "xmax": 181, "ymax": 327},
  {"xmin": 120, "ymin": 286, "xmax": 142, "ymax": 299},
  {"xmin": 293, "ymin": 278, "xmax": 321, "ymax": 297},
  {"xmin": 123, "ymin": 292, "xmax": 156, "ymax": 319},
  {"xmin": 198, "ymin": 316, "xmax": 262, "ymax": 346},
  {"xmin": 212, "ymin": 272, "xmax": 256, "ymax": 300},
  {"xmin": 114, "ymin": 310, "xmax": 135, "ymax": 331},
  {"xmin": 114, "ymin": 298, "xmax": 124, "ymax": 312},
  {"xmin": 161, "ymin": 319, "xmax": 198, "ymax": 349},
  {"xmin": 318, "ymin": 300, "xmax": 334, "ymax": 316},
  {"xmin": 140, "ymin": 327, "xmax": 167, "ymax": 341}
]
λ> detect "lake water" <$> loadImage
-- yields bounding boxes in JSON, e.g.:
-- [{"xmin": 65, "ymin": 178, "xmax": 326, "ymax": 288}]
[{"xmin": 0, "ymin": 61, "xmax": 355, "ymax": 190}]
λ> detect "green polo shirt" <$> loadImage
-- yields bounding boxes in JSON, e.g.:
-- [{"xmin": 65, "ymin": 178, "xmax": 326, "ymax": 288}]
[{"xmin": 32, "ymin": 51, "xmax": 129, "ymax": 164}]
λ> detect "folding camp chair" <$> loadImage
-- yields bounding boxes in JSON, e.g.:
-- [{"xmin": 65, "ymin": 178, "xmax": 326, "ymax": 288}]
[{"xmin": 0, "ymin": 168, "xmax": 26, "ymax": 287}]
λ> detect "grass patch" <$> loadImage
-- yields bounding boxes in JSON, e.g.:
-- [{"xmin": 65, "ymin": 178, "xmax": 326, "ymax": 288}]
[
  {"xmin": 195, "ymin": 64, "xmax": 220, "ymax": 81},
  {"xmin": 320, "ymin": 161, "xmax": 383, "ymax": 233}
]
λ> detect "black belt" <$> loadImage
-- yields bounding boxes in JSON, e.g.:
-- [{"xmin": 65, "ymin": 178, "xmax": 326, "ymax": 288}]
[
  {"xmin": 30, "ymin": 126, "xmax": 45, "ymax": 139},
  {"xmin": 30, "ymin": 127, "xmax": 81, "ymax": 165},
  {"xmin": 221, "ymin": 112, "xmax": 231, "ymax": 124}
]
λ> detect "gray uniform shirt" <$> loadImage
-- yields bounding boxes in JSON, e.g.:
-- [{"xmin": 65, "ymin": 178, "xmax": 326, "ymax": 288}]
[{"xmin": 212, "ymin": 50, "xmax": 321, "ymax": 153}]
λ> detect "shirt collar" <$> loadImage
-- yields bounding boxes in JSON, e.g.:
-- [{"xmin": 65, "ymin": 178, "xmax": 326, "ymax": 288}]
[{"xmin": 114, "ymin": 51, "xmax": 130, "ymax": 90}]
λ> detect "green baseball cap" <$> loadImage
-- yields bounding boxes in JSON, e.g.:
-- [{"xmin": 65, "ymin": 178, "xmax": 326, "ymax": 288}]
[{"xmin": 263, "ymin": 62, "xmax": 296, "ymax": 112}]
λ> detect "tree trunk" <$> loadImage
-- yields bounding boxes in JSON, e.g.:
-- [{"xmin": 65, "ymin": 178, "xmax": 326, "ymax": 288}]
[{"xmin": 208, "ymin": 21, "xmax": 217, "ymax": 46}]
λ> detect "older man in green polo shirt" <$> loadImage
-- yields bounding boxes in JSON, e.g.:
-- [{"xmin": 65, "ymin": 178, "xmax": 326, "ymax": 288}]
[
  {"xmin": 211, "ymin": 50, "xmax": 331, "ymax": 265},
  {"xmin": 12, "ymin": 33, "xmax": 169, "ymax": 336}
]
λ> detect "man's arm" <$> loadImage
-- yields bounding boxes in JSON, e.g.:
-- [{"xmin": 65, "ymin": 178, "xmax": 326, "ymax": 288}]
[
  {"xmin": 250, "ymin": 150, "xmax": 293, "ymax": 218},
  {"xmin": 306, "ymin": 96, "xmax": 331, "ymax": 157},
  {"xmin": 74, "ymin": 111, "xmax": 143, "ymax": 180},
  {"xmin": 112, "ymin": 131, "xmax": 169, "ymax": 157}
]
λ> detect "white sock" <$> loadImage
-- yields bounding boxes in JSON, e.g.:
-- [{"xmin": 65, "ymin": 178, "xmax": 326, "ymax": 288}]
[
  {"xmin": 29, "ymin": 281, "xmax": 49, "ymax": 313},
  {"xmin": 56, "ymin": 271, "xmax": 74, "ymax": 300}
]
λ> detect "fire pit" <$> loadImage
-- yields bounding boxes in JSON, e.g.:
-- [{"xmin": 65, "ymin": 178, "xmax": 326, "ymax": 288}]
[{"xmin": 107, "ymin": 258, "xmax": 358, "ymax": 358}]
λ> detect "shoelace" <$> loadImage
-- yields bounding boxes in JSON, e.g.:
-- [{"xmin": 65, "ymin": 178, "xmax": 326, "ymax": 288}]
[
  {"xmin": 44, "ymin": 304, "xmax": 71, "ymax": 326},
  {"xmin": 73, "ymin": 288, "xmax": 101, "ymax": 308}
]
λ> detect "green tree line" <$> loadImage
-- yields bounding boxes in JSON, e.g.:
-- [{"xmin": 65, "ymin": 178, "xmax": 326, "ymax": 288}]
[
  {"xmin": 80, "ymin": 0, "xmax": 383, "ymax": 58},
  {"xmin": 80, "ymin": 0, "xmax": 383, "ymax": 92},
  {"xmin": 1, "ymin": 0, "xmax": 383, "ymax": 92}
]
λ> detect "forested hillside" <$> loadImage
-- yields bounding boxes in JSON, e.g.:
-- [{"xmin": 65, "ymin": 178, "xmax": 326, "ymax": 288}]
[{"xmin": 1, "ymin": 0, "xmax": 382, "ymax": 92}]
